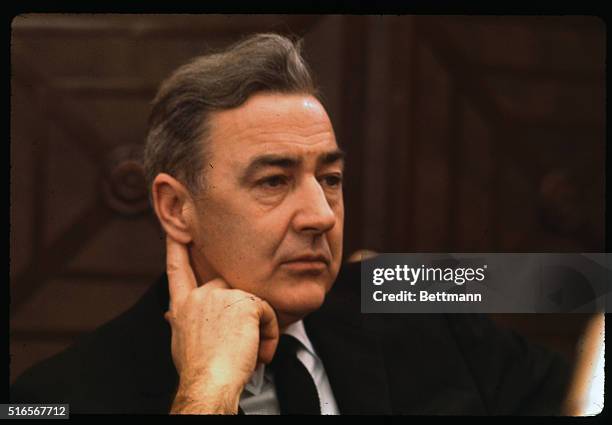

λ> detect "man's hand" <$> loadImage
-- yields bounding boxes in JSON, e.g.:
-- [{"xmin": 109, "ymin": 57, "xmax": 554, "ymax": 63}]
[{"xmin": 165, "ymin": 236, "xmax": 279, "ymax": 414}]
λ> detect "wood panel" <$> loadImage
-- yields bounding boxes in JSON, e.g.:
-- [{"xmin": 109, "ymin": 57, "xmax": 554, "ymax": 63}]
[{"xmin": 10, "ymin": 14, "xmax": 605, "ymax": 383}]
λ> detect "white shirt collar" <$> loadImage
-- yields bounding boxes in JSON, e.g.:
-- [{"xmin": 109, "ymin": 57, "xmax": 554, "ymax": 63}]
[
  {"xmin": 243, "ymin": 319, "xmax": 315, "ymax": 396},
  {"xmin": 282, "ymin": 319, "xmax": 317, "ymax": 357}
]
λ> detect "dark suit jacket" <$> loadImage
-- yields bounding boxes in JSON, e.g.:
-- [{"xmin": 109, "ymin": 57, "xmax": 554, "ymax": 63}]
[{"xmin": 10, "ymin": 260, "xmax": 570, "ymax": 414}]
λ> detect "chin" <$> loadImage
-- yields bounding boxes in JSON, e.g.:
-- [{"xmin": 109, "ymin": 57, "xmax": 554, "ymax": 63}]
[{"xmin": 271, "ymin": 281, "xmax": 328, "ymax": 327}]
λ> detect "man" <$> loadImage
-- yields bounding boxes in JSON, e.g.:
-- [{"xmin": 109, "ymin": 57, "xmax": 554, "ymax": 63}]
[{"xmin": 10, "ymin": 33, "xmax": 571, "ymax": 415}]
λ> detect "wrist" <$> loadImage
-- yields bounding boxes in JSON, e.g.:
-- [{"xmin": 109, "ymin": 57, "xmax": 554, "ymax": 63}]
[{"xmin": 171, "ymin": 372, "xmax": 244, "ymax": 414}]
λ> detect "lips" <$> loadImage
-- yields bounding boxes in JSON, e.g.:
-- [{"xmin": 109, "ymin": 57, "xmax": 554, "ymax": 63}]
[
  {"xmin": 280, "ymin": 255, "xmax": 329, "ymax": 274},
  {"xmin": 282, "ymin": 254, "xmax": 330, "ymax": 265}
]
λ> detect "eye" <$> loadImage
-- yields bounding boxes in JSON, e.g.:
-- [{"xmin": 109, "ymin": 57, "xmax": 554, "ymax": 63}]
[
  {"xmin": 320, "ymin": 173, "xmax": 343, "ymax": 188},
  {"xmin": 257, "ymin": 175, "xmax": 289, "ymax": 189}
]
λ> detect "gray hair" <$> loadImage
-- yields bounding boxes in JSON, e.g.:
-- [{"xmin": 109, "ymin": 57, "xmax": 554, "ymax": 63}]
[{"xmin": 143, "ymin": 33, "xmax": 319, "ymax": 197}]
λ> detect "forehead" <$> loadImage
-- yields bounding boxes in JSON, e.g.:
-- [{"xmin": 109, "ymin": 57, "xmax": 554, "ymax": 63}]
[{"xmin": 207, "ymin": 93, "xmax": 337, "ymax": 161}]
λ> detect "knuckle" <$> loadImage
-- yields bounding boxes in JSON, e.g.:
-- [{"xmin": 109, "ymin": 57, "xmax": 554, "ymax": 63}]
[
  {"xmin": 236, "ymin": 292, "xmax": 259, "ymax": 306},
  {"xmin": 164, "ymin": 310, "xmax": 177, "ymax": 324},
  {"xmin": 206, "ymin": 286, "xmax": 224, "ymax": 299},
  {"xmin": 190, "ymin": 287, "xmax": 207, "ymax": 302},
  {"xmin": 166, "ymin": 262, "xmax": 180, "ymax": 274},
  {"xmin": 233, "ymin": 289, "xmax": 257, "ymax": 300}
]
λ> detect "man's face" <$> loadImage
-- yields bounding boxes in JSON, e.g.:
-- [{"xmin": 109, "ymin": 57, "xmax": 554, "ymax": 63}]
[{"xmin": 189, "ymin": 92, "xmax": 344, "ymax": 328}]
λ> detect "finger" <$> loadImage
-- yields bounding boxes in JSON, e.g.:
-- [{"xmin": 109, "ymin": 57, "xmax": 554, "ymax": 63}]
[
  {"xmin": 201, "ymin": 278, "xmax": 231, "ymax": 291},
  {"xmin": 256, "ymin": 300, "xmax": 280, "ymax": 365},
  {"xmin": 166, "ymin": 235, "xmax": 197, "ymax": 311}
]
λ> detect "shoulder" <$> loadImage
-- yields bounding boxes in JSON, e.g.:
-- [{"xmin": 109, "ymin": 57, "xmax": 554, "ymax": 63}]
[
  {"xmin": 313, "ymin": 260, "xmax": 570, "ymax": 414},
  {"xmin": 10, "ymin": 275, "xmax": 177, "ymax": 414},
  {"xmin": 443, "ymin": 313, "xmax": 571, "ymax": 414}
]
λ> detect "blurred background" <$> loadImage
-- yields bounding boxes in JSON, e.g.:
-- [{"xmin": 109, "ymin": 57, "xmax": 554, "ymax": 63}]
[{"xmin": 10, "ymin": 14, "xmax": 605, "ymax": 394}]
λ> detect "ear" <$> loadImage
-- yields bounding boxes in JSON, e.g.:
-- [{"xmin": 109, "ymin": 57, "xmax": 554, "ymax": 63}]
[{"xmin": 151, "ymin": 173, "xmax": 196, "ymax": 244}]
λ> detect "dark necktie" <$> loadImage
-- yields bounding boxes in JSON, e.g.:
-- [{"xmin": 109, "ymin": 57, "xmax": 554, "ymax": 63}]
[{"xmin": 270, "ymin": 334, "xmax": 321, "ymax": 415}]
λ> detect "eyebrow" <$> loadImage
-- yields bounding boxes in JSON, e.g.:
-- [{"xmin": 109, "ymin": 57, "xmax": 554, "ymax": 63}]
[
  {"xmin": 239, "ymin": 148, "xmax": 345, "ymax": 184},
  {"xmin": 317, "ymin": 149, "xmax": 345, "ymax": 168}
]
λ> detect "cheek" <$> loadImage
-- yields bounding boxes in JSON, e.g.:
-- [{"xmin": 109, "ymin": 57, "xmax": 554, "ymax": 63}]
[
  {"xmin": 193, "ymin": 207, "xmax": 249, "ymax": 278},
  {"xmin": 199, "ymin": 208, "xmax": 287, "ymax": 288}
]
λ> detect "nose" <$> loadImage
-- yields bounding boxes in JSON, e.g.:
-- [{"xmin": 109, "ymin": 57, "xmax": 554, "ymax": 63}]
[{"xmin": 291, "ymin": 177, "xmax": 337, "ymax": 235}]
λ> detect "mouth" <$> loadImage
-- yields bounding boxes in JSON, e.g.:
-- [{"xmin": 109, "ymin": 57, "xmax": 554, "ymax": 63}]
[{"xmin": 281, "ymin": 255, "xmax": 330, "ymax": 273}]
